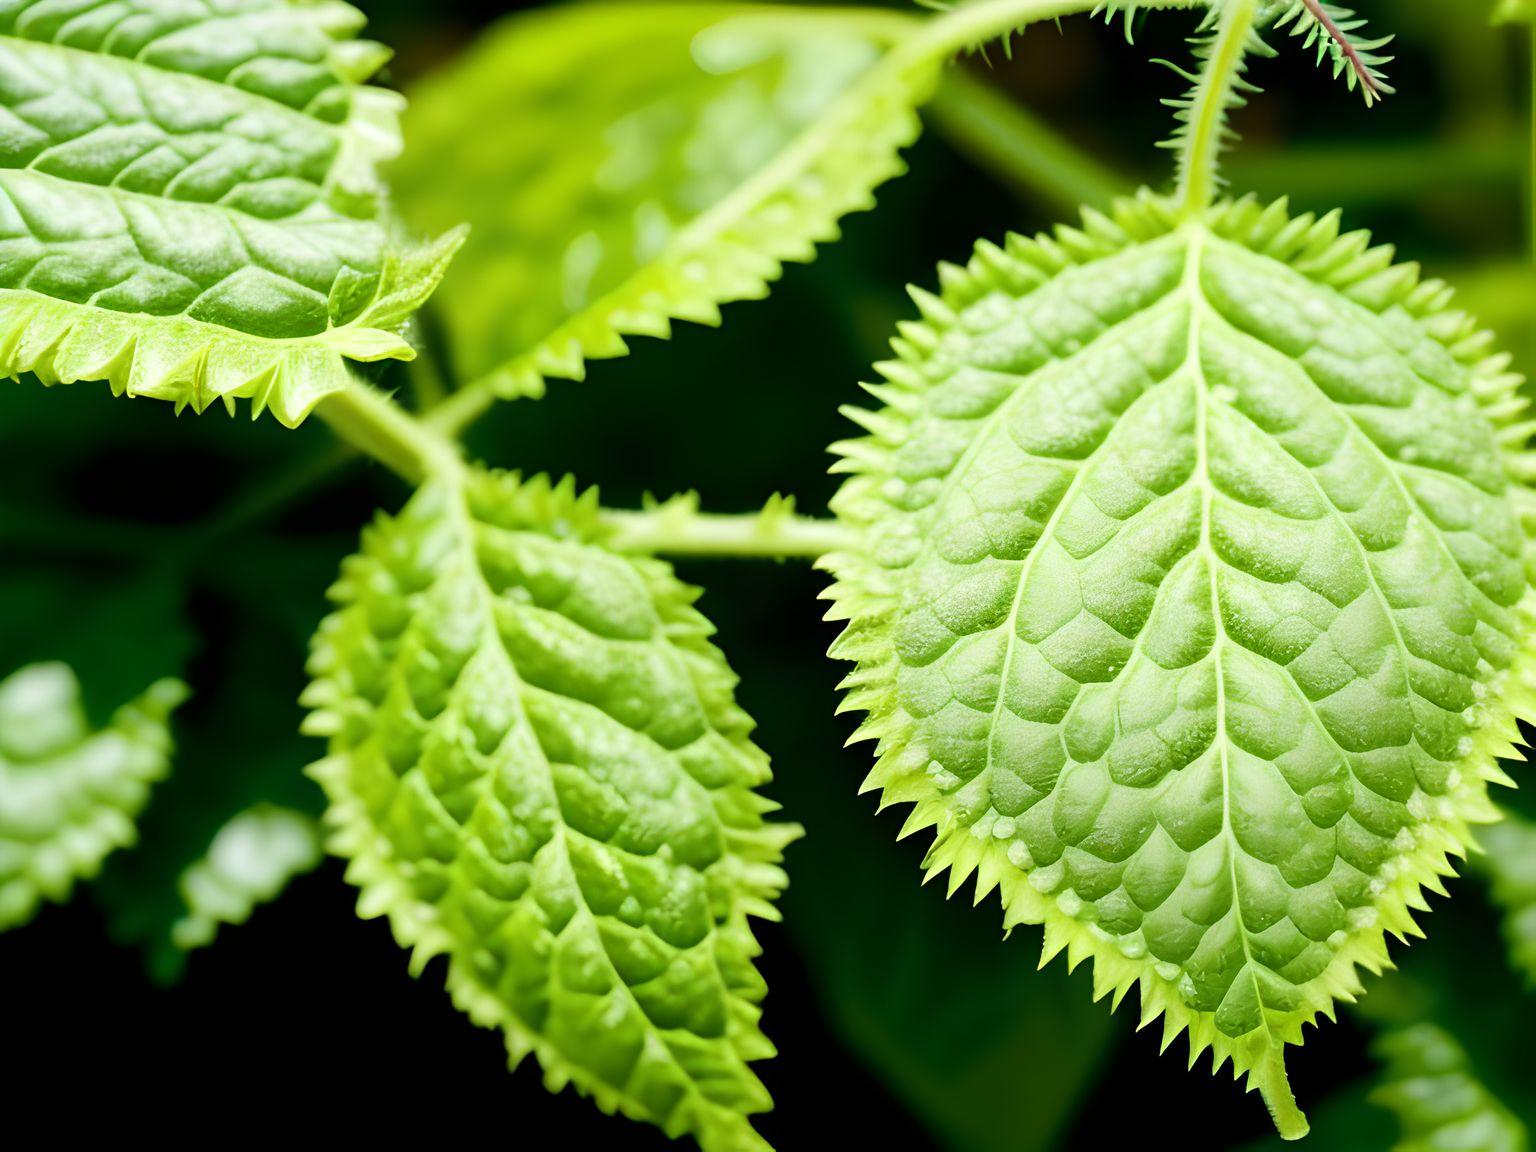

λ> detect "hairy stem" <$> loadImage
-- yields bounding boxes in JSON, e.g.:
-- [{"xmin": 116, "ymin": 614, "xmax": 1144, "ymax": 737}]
[
  {"xmin": 1179, "ymin": 0, "xmax": 1261, "ymax": 215},
  {"xmin": 601, "ymin": 506, "xmax": 855, "ymax": 560},
  {"xmin": 928, "ymin": 69, "xmax": 1126, "ymax": 212},
  {"xmin": 317, "ymin": 380, "xmax": 463, "ymax": 486}
]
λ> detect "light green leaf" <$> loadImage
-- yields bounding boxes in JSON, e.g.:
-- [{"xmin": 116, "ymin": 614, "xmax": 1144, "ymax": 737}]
[
  {"xmin": 391, "ymin": 2, "xmax": 932, "ymax": 401},
  {"xmin": 0, "ymin": 662, "xmax": 186, "ymax": 929},
  {"xmin": 1371, "ymin": 1024, "xmax": 1530, "ymax": 1152},
  {"xmin": 170, "ymin": 803, "xmax": 322, "ymax": 952},
  {"xmin": 94, "ymin": 583, "xmax": 328, "ymax": 983},
  {"xmin": 303, "ymin": 470, "xmax": 798, "ymax": 1151},
  {"xmin": 1479, "ymin": 813, "xmax": 1536, "ymax": 987},
  {"xmin": 0, "ymin": 0, "xmax": 459, "ymax": 426},
  {"xmin": 1496, "ymin": 0, "xmax": 1536, "ymax": 24},
  {"xmin": 824, "ymin": 192, "xmax": 1536, "ymax": 1138}
]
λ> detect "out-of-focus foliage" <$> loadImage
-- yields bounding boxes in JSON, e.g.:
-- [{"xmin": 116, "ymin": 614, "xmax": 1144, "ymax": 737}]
[
  {"xmin": 0, "ymin": 663, "xmax": 185, "ymax": 930},
  {"xmin": 1371, "ymin": 1024, "xmax": 1529, "ymax": 1152},
  {"xmin": 391, "ymin": 2, "xmax": 932, "ymax": 401},
  {"xmin": 0, "ymin": 0, "xmax": 458, "ymax": 424},
  {"xmin": 1481, "ymin": 814, "xmax": 1536, "ymax": 987}
]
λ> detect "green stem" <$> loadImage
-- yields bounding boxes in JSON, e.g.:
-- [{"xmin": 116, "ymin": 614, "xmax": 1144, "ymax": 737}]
[
  {"xmin": 1178, "ymin": 0, "xmax": 1260, "ymax": 215},
  {"xmin": 1529, "ymin": 23, "xmax": 1535, "ymax": 263},
  {"xmin": 928, "ymin": 69, "xmax": 1127, "ymax": 212},
  {"xmin": 601, "ymin": 506, "xmax": 854, "ymax": 560},
  {"xmin": 316, "ymin": 380, "xmax": 463, "ymax": 486}
]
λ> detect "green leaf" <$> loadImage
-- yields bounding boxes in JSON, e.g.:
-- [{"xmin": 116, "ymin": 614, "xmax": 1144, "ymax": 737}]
[
  {"xmin": 823, "ymin": 191, "xmax": 1536, "ymax": 1138},
  {"xmin": 1271, "ymin": 2, "xmax": 1395, "ymax": 106},
  {"xmin": 0, "ymin": 0, "xmax": 459, "ymax": 426},
  {"xmin": 1496, "ymin": 0, "xmax": 1536, "ymax": 24},
  {"xmin": 303, "ymin": 470, "xmax": 799, "ymax": 1151},
  {"xmin": 1478, "ymin": 813, "xmax": 1536, "ymax": 987},
  {"xmin": 391, "ymin": 2, "xmax": 933, "ymax": 400},
  {"xmin": 95, "ymin": 613, "xmax": 326, "ymax": 983},
  {"xmin": 1371, "ymin": 1024, "xmax": 1530, "ymax": 1152},
  {"xmin": 169, "ymin": 803, "xmax": 322, "ymax": 953},
  {"xmin": 0, "ymin": 662, "xmax": 186, "ymax": 929}
]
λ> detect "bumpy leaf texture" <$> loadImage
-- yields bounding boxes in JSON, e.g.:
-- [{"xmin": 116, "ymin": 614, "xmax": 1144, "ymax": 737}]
[
  {"xmin": 0, "ymin": 0, "xmax": 458, "ymax": 425},
  {"xmin": 824, "ymin": 192, "xmax": 1536, "ymax": 1135},
  {"xmin": 303, "ymin": 470, "xmax": 798, "ymax": 1152},
  {"xmin": 0, "ymin": 662, "xmax": 185, "ymax": 928},
  {"xmin": 1480, "ymin": 813, "xmax": 1536, "ymax": 987},
  {"xmin": 1371, "ymin": 1024, "xmax": 1529, "ymax": 1152},
  {"xmin": 390, "ymin": 2, "xmax": 932, "ymax": 399}
]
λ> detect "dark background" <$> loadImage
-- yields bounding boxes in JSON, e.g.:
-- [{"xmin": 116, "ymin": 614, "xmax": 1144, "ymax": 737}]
[{"xmin": 2, "ymin": 2, "xmax": 1532, "ymax": 1148}]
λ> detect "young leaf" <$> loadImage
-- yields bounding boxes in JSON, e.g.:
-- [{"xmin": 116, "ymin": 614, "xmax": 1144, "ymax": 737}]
[
  {"xmin": 1478, "ymin": 813, "xmax": 1536, "ymax": 987},
  {"xmin": 0, "ymin": 0, "xmax": 459, "ymax": 426},
  {"xmin": 303, "ymin": 470, "xmax": 798, "ymax": 1151},
  {"xmin": 1371, "ymin": 1024, "xmax": 1529, "ymax": 1152},
  {"xmin": 391, "ymin": 2, "xmax": 933, "ymax": 403},
  {"xmin": 1271, "ymin": 2, "xmax": 1395, "ymax": 106},
  {"xmin": 824, "ymin": 192, "xmax": 1536, "ymax": 1138},
  {"xmin": 0, "ymin": 663, "xmax": 186, "ymax": 929}
]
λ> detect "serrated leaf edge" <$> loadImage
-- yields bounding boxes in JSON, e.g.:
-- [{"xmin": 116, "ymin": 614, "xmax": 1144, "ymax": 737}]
[
  {"xmin": 454, "ymin": 17, "xmax": 939, "ymax": 401},
  {"xmin": 302, "ymin": 470, "xmax": 799, "ymax": 1152},
  {"xmin": 819, "ymin": 189, "xmax": 1536, "ymax": 1128}
]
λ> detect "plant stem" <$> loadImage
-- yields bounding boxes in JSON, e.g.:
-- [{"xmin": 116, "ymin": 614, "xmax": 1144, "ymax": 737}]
[
  {"xmin": 1178, "ymin": 0, "xmax": 1260, "ymax": 215},
  {"xmin": 928, "ymin": 69, "xmax": 1127, "ymax": 212},
  {"xmin": 1529, "ymin": 23, "xmax": 1535, "ymax": 263},
  {"xmin": 601, "ymin": 506, "xmax": 855, "ymax": 560},
  {"xmin": 316, "ymin": 380, "xmax": 463, "ymax": 485}
]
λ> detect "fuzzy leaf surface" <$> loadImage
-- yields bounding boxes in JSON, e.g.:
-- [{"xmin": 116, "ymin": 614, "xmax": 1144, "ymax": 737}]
[
  {"xmin": 0, "ymin": 662, "xmax": 186, "ymax": 928},
  {"xmin": 391, "ymin": 2, "xmax": 932, "ymax": 399},
  {"xmin": 825, "ymin": 193, "xmax": 1536, "ymax": 1136},
  {"xmin": 304, "ymin": 470, "xmax": 797, "ymax": 1151},
  {"xmin": 0, "ymin": 0, "xmax": 458, "ymax": 425}
]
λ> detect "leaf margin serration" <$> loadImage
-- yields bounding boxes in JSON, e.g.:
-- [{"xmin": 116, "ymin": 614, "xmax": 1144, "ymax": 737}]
[
  {"xmin": 0, "ymin": 662, "xmax": 189, "ymax": 931},
  {"xmin": 819, "ymin": 188, "xmax": 1536, "ymax": 1128},
  {"xmin": 397, "ymin": 1, "xmax": 936, "ymax": 403},
  {"xmin": 0, "ymin": 0, "xmax": 459, "ymax": 428},
  {"xmin": 301, "ymin": 468, "xmax": 799, "ymax": 1152}
]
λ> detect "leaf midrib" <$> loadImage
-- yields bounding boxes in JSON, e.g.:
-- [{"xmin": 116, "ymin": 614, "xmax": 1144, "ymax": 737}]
[{"xmin": 436, "ymin": 486, "xmax": 762, "ymax": 1133}]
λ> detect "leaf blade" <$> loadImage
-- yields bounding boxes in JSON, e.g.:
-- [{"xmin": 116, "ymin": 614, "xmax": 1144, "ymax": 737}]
[
  {"xmin": 824, "ymin": 192, "xmax": 1536, "ymax": 1137},
  {"xmin": 392, "ymin": 2, "xmax": 933, "ymax": 404},
  {"xmin": 0, "ymin": 662, "xmax": 186, "ymax": 929},
  {"xmin": 304, "ymin": 470, "xmax": 797, "ymax": 1151}
]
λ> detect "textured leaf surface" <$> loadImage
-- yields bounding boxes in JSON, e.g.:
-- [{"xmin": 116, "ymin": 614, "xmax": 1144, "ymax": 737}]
[
  {"xmin": 1479, "ymin": 813, "xmax": 1536, "ymax": 987},
  {"xmin": 303, "ymin": 470, "xmax": 797, "ymax": 1151},
  {"xmin": 0, "ymin": 0, "xmax": 458, "ymax": 425},
  {"xmin": 391, "ymin": 2, "xmax": 931, "ymax": 399},
  {"xmin": 0, "ymin": 662, "xmax": 185, "ymax": 928},
  {"xmin": 825, "ymin": 193, "xmax": 1536, "ymax": 1134},
  {"xmin": 1371, "ymin": 1024, "xmax": 1529, "ymax": 1152}
]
